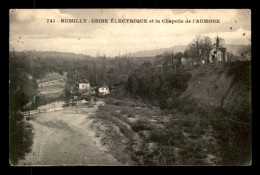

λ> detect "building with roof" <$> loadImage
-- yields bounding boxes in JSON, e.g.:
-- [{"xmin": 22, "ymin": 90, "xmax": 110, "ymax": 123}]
[
  {"xmin": 209, "ymin": 36, "xmax": 228, "ymax": 63},
  {"xmin": 209, "ymin": 47, "xmax": 227, "ymax": 63},
  {"xmin": 78, "ymin": 79, "xmax": 90, "ymax": 90},
  {"xmin": 98, "ymin": 85, "xmax": 110, "ymax": 95}
]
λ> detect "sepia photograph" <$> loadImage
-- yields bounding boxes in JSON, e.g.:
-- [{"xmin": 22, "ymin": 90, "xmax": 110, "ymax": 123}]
[{"xmin": 9, "ymin": 9, "xmax": 251, "ymax": 166}]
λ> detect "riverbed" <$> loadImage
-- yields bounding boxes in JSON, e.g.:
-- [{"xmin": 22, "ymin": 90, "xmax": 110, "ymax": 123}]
[{"xmin": 18, "ymin": 101, "xmax": 120, "ymax": 166}]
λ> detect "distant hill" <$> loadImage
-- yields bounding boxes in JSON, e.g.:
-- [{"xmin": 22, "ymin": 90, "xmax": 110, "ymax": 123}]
[
  {"xmin": 12, "ymin": 50, "xmax": 93, "ymax": 61},
  {"xmin": 225, "ymin": 45, "xmax": 251, "ymax": 56},
  {"xmin": 13, "ymin": 44, "xmax": 250, "ymax": 60},
  {"xmin": 130, "ymin": 44, "xmax": 251, "ymax": 57},
  {"xmin": 130, "ymin": 45, "xmax": 186, "ymax": 57}
]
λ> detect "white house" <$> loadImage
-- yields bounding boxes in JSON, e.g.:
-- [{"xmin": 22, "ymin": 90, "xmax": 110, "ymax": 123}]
[
  {"xmin": 209, "ymin": 47, "xmax": 227, "ymax": 63},
  {"xmin": 209, "ymin": 36, "xmax": 228, "ymax": 63},
  {"xmin": 78, "ymin": 79, "xmax": 90, "ymax": 90},
  {"xmin": 98, "ymin": 85, "xmax": 110, "ymax": 95}
]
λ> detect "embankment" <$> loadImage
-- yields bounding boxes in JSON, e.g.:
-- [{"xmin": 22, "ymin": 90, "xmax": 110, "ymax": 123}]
[
  {"xmin": 180, "ymin": 61, "xmax": 251, "ymax": 165},
  {"xmin": 180, "ymin": 61, "xmax": 251, "ymax": 113}
]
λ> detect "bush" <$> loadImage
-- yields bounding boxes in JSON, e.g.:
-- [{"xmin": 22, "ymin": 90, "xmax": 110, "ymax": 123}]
[
  {"xmin": 120, "ymin": 106, "xmax": 134, "ymax": 118},
  {"xmin": 105, "ymin": 97, "xmax": 115, "ymax": 105},
  {"xmin": 172, "ymin": 98, "xmax": 197, "ymax": 115},
  {"xmin": 130, "ymin": 120, "xmax": 152, "ymax": 132},
  {"xmin": 167, "ymin": 97, "xmax": 174, "ymax": 109},
  {"xmin": 210, "ymin": 107, "xmax": 251, "ymax": 165},
  {"xmin": 9, "ymin": 113, "xmax": 34, "ymax": 165},
  {"xmin": 149, "ymin": 129, "xmax": 169, "ymax": 143}
]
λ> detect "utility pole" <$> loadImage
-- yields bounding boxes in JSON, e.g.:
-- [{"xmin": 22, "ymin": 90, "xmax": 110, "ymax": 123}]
[{"xmin": 76, "ymin": 102, "xmax": 78, "ymax": 114}]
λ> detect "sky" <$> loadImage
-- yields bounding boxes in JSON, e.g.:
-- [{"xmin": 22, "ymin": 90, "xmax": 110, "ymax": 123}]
[{"xmin": 9, "ymin": 9, "xmax": 251, "ymax": 57}]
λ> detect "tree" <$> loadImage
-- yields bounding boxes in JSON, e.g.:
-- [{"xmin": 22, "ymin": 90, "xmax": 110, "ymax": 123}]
[
  {"xmin": 227, "ymin": 52, "xmax": 237, "ymax": 62},
  {"xmin": 185, "ymin": 35, "xmax": 213, "ymax": 62},
  {"xmin": 93, "ymin": 61, "xmax": 98, "ymax": 86},
  {"xmin": 126, "ymin": 75, "xmax": 134, "ymax": 94},
  {"xmin": 9, "ymin": 53, "xmax": 36, "ymax": 165},
  {"xmin": 162, "ymin": 52, "xmax": 173, "ymax": 68},
  {"xmin": 167, "ymin": 97, "xmax": 174, "ymax": 109},
  {"xmin": 238, "ymin": 45, "xmax": 251, "ymax": 60},
  {"xmin": 174, "ymin": 52, "xmax": 184, "ymax": 60}
]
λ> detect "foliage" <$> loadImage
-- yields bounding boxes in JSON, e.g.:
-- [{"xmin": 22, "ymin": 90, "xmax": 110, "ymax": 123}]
[
  {"xmin": 185, "ymin": 35, "xmax": 213, "ymax": 62},
  {"xmin": 210, "ymin": 107, "xmax": 251, "ymax": 165},
  {"xmin": 225, "ymin": 60, "xmax": 251, "ymax": 87},
  {"xmin": 9, "ymin": 113, "xmax": 34, "ymax": 165},
  {"xmin": 96, "ymin": 97, "xmax": 219, "ymax": 165},
  {"xmin": 237, "ymin": 45, "xmax": 251, "ymax": 58},
  {"xmin": 125, "ymin": 60, "xmax": 191, "ymax": 109},
  {"xmin": 9, "ymin": 54, "xmax": 37, "ymax": 164}
]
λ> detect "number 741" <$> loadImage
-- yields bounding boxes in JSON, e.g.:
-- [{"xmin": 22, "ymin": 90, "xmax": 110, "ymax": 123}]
[{"xmin": 47, "ymin": 19, "xmax": 55, "ymax": 23}]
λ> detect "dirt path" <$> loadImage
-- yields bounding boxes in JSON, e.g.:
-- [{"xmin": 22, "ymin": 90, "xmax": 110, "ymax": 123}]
[{"xmin": 18, "ymin": 101, "xmax": 120, "ymax": 166}]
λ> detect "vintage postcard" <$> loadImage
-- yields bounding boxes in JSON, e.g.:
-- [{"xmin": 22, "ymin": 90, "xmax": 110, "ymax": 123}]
[{"xmin": 9, "ymin": 9, "xmax": 251, "ymax": 166}]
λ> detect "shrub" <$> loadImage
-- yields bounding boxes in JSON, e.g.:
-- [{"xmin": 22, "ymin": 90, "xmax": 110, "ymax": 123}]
[
  {"xmin": 149, "ymin": 129, "xmax": 169, "ymax": 143},
  {"xmin": 210, "ymin": 107, "xmax": 251, "ymax": 165},
  {"xmin": 173, "ymin": 98, "xmax": 197, "ymax": 115},
  {"xmin": 9, "ymin": 113, "xmax": 34, "ymax": 165},
  {"xmin": 130, "ymin": 120, "xmax": 152, "ymax": 132},
  {"xmin": 104, "ymin": 97, "xmax": 115, "ymax": 105},
  {"xmin": 120, "ymin": 106, "xmax": 135, "ymax": 118}
]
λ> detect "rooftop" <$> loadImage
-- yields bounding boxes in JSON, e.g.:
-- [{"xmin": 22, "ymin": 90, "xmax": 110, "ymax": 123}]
[{"xmin": 79, "ymin": 79, "xmax": 90, "ymax": 84}]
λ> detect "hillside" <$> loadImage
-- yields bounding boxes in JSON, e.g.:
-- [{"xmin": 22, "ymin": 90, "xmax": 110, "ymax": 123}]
[
  {"xmin": 13, "ymin": 51, "xmax": 92, "ymax": 61},
  {"xmin": 12, "ymin": 44, "xmax": 249, "ymax": 61},
  {"xmin": 179, "ymin": 61, "xmax": 251, "ymax": 164},
  {"xmin": 130, "ymin": 45, "xmax": 186, "ymax": 57},
  {"xmin": 37, "ymin": 72, "xmax": 67, "ymax": 98},
  {"xmin": 180, "ymin": 62, "xmax": 251, "ymax": 112},
  {"xmin": 81, "ymin": 61, "xmax": 251, "ymax": 165}
]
